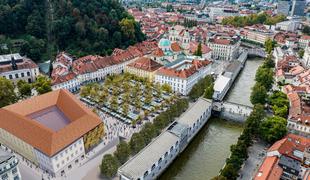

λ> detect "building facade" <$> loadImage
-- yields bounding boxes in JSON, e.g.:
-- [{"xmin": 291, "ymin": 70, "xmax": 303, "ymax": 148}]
[
  {"xmin": 155, "ymin": 59, "xmax": 211, "ymax": 95},
  {"xmin": 242, "ymin": 25, "xmax": 274, "ymax": 44},
  {"xmin": 125, "ymin": 57, "xmax": 163, "ymax": 81},
  {"xmin": 291, "ymin": 0, "xmax": 306, "ymax": 16},
  {"xmin": 0, "ymin": 90, "xmax": 104, "ymax": 177},
  {"xmin": 118, "ymin": 98, "xmax": 212, "ymax": 180},
  {"xmin": 0, "ymin": 53, "xmax": 39, "ymax": 83},
  {"xmin": 207, "ymin": 35, "xmax": 240, "ymax": 61},
  {"xmin": 277, "ymin": 0, "xmax": 291, "ymax": 16},
  {"xmin": 0, "ymin": 149, "xmax": 21, "ymax": 180}
]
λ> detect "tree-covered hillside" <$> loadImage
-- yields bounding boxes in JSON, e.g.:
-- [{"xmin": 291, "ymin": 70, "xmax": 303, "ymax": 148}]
[{"xmin": 0, "ymin": 0, "xmax": 145, "ymax": 62}]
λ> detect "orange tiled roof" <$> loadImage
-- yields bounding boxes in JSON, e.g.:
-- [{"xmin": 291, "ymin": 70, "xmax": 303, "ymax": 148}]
[
  {"xmin": 0, "ymin": 89, "xmax": 102, "ymax": 156},
  {"xmin": 156, "ymin": 60, "xmax": 211, "ymax": 79},
  {"xmin": 127, "ymin": 57, "xmax": 162, "ymax": 72},
  {"xmin": 254, "ymin": 156, "xmax": 282, "ymax": 180},
  {"xmin": 268, "ymin": 134, "xmax": 310, "ymax": 161},
  {"xmin": 171, "ymin": 42, "xmax": 182, "ymax": 52}
]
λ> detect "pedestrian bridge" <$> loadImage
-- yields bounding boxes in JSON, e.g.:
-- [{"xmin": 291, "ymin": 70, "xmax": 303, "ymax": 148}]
[
  {"xmin": 240, "ymin": 47, "xmax": 266, "ymax": 58},
  {"xmin": 212, "ymin": 101, "xmax": 253, "ymax": 122}
]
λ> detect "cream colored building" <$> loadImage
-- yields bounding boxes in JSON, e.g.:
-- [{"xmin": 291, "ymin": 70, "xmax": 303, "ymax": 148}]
[{"xmin": 125, "ymin": 57, "xmax": 163, "ymax": 81}]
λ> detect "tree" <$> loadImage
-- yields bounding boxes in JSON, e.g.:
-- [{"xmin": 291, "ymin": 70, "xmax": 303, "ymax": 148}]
[
  {"xmin": 17, "ymin": 80, "xmax": 32, "ymax": 98},
  {"xmin": 211, "ymin": 176, "xmax": 227, "ymax": 180},
  {"xmin": 114, "ymin": 141, "xmax": 131, "ymax": 164},
  {"xmin": 155, "ymin": 83, "xmax": 162, "ymax": 98},
  {"xmin": 220, "ymin": 163, "xmax": 239, "ymax": 179},
  {"xmin": 129, "ymin": 133, "xmax": 145, "ymax": 155},
  {"xmin": 80, "ymin": 86, "xmax": 91, "ymax": 97},
  {"xmin": 302, "ymin": 25, "xmax": 310, "ymax": 35},
  {"xmin": 250, "ymin": 83, "xmax": 267, "ymax": 105},
  {"xmin": 298, "ymin": 49, "xmax": 305, "ymax": 58},
  {"xmin": 0, "ymin": 77, "xmax": 17, "ymax": 107},
  {"xmin": 194, "ymin": 42, "xmax": 202, "ymax": 57},
  {"xmin": 122, "ymin": 102, "xmax": 129, "ymax": 117},
  {"xmin": 110, "ymin": 95, "xmax": 118, "ymax": 111},
  {"xmin": 33, "ymin": 76, "xmax": 52, "ymax": 95},
  {"xmin": 255, "ymin": 67, "xmax": 273, "ymax": 90},
  {"xmin": 264, "ymin": 38, "xmax": 275, "ymax": 55},
  {"xmin": 262, "ymin": 54, "xmax": 275, "ymax": 68},
  {"xmin": 100, "ymin": 154, "xmax": 119, "ymax": 178},
  {"xmin": 98, "ymin": 88, "xmax": 109, "ymax": 106},
  {"xmin": 204, "ymin": 83, "xmax": 214, "ymax": 99},
  {"xmin": 259, "ymin": 116, "xmax": 287, "ymax": 143},
  {"xmin": 161, "ymin": 83, "xmax": 172, "ymax": 93}
]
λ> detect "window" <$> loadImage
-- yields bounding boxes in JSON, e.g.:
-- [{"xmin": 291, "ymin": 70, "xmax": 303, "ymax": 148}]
[
  {"xmin": 9, "ymin": 75, "xmax": 12, "ymax": 79},
  {"xmin": 15, "ymin": 74, "xmax": 18, "ymax": 78},
  {"xmin": 144, "ymin": 171, "xmax": 149, "ymax": 178},
  {"xmin": 158, "ymin": 158, "xmax": 162, "ymax": 164},
  {"xmin": 21, "ymin": 73, "xmax": 24, "ymax": 77},
  {"xmin": 151, "ymin": 164, "xmax": 156, "ymax": 171},
  {"xmin": 164, "ymin": 152, "xmax": 168, "ymax": 158},
  {"xmin": 12, "ymin": 168, "xmax": 17, "ymax": 174},
  {"xmin": 27, "ymin": 72, "xmax": 30, "ymax": 76},
  {"xmin": 170, "ymin": 146, "xmax": 174, "ymax": 152}
]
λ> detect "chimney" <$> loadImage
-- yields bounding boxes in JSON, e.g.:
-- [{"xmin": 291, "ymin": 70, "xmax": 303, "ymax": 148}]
[{"xmin": 11, "ymin": 55, "xmax": 18, "ymax": 70}]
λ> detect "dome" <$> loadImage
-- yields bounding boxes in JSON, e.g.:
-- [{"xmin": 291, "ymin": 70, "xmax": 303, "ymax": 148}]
[{"xmin": 158, "ymin": 38, "xmax": 171, "ymax": 48}]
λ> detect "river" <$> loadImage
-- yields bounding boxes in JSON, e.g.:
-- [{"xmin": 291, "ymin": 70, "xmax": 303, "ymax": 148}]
[{"xmin": 159, "ymin": 57, "xmax": 263, "ymax": 180}]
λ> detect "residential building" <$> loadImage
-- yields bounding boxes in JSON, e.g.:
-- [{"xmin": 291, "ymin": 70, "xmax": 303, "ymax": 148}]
[
  {"xmin": 0, "ymin": 149, "xmax": 21, "ymax": 180},
  {"xmin": 241, "ymin": 25, "xmax": 274, "ymax": 44},
  {"xmin": 298, "ymin": 35, "xmax": 310, "ymax": 49},
  {"xmin": 291, "ymin": 0, "xmax": 306, "ymax": 16},
  {"xmin": 125, "ymin": 57, "xmax": 163, "ymax": 81},
  {"xmin": 118, "ymin": 98, "xmax": 212, "ymax": 180},
  {"xmin": 255, "ymin": 134, "xmax": 310, "ymax": 180},
  {"xmin": 155, "ymin": 59, "xmax": 211, "ymax": 95},
  {"xmin": 207, "ymin": 35, "xmax": 240, "ymax": 61},
  {"xmin": 276, "ymin": 20, "xmax": 301, "ymax": 32},
  {"xmin": 209, "ymin": 7, "xmax": 239, "ymax": 22},
  {"xmin": 277, "ymin": 0, "xmax": 291, "ymax": 16},
  {"xmin": 0, "ymin": 90, "xmax": 104, "ymax": 177},
  {"xmin": 302, "ymin": 45, "xmax": 310, "ymax": 68},
  {"xmin": 51, "ymin": 41, "xmax": 157, "ymax": 92},
  {"xmin": 0, "ymin": 53, "xmax": 39, "ymax": 83}
]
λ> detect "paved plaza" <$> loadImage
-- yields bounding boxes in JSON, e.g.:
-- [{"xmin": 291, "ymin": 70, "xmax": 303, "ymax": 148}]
[{"xmin": 237, "ymin": 139, "xmax": 268, "ymax": 180}]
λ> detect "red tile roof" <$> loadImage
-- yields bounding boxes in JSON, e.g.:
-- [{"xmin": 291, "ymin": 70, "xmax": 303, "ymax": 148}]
[
  {"xmin": 127, "ymin": 57, "xmax": 162, "ymax": 72},
  {"xmin": 254, "ymin": 156, "xmax": 283, "ymax": 180},
  {"xmin": 0, "ymin": 89, "xmax": 103, "ymax": 156},
  {"xmin": 171, "ymin": 42, "xmax": 182, "ymax": 52},
  {"xmin": 268, "ymin": 134, "xmax": 310, "ymax": 161},
  {"xmin": 156, "ymin": 60, "xmax": 211, "ymax": 79}
]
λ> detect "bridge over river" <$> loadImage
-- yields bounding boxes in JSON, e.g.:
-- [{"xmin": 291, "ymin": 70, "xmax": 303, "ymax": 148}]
[{"xmin": 160, "ymin": 57, "xmax": 264, "ymax": 180}]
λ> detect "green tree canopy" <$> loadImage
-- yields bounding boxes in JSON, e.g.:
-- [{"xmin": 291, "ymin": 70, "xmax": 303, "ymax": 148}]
[
  {"xmin": 255, "ymin": 66, "xmax": 273, "ymax": 90},
  {"xmin": 0, "ymin": 77, "xmax": 17, "ymax": 107},
  {"xmin": 129, "ymin": 133, "xmax": 146, "ymax": 155},
  {"xmin": 259, "ymin": 116, "xmax": 287, "ymax": 143},
  {"xmin": 250, "ymin": 83, "xmax": 268, "ymax": 105},
  {"xmin": 17, "ymin": 80, "xmax": 32, "ymax": 98},
  {"xmin": 100, "ymin": 154, "xmax": 119, "ymax": 178},
  {"xmin": 33, "ymin": 76, "xmax": 52, "ymax": 95},
  {"xmin": 114, "ymin": 141, "xmax": 131, "ymax": 164}
]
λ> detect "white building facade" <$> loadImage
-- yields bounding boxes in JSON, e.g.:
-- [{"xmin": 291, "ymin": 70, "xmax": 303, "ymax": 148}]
[
  {"xmin": 0, "ymin": 149, "xmax": 21, "ymax": 180},
  {"xmin": 0, "ymin": 53, "xmax": 39, "ymax": 83},
  {"xmin": 155, "ymin": 60, "xmax": 212, "ymax": 95}
]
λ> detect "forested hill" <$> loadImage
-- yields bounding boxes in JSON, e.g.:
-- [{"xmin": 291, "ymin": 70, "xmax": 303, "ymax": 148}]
[{"xmin": 0, "ymin": 0, "xmax": 145, "ymax": 62}]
